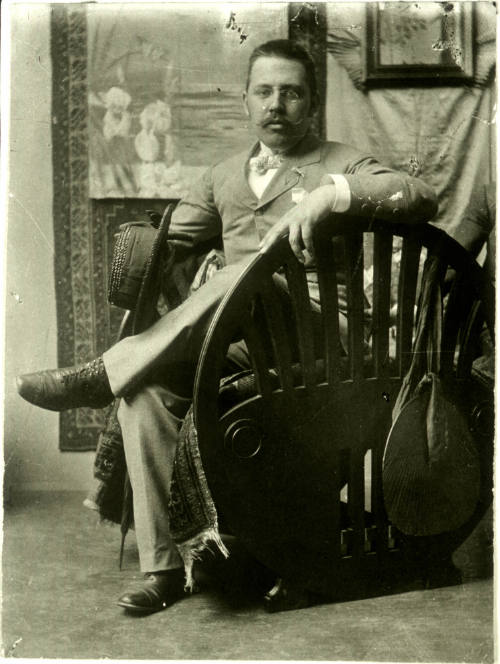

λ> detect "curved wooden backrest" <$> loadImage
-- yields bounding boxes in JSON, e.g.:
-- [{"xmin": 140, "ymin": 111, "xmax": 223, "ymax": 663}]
[{"xmin": 193, "ymin": 216, "xmax": 494, "ymax": 596}]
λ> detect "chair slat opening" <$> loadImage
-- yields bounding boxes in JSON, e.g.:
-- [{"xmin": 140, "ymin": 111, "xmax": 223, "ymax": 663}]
[
  {"xmin": 242, "ymin": 301, "xmax": 275, "ymax": 402},
  {"xmin": 348, "ymin": 448, "xmax": 367, "ymax": 560},
  {"xmin": 396, "ymin": 237, "xmax": 422, "ymax": 377},
  {"xmin": 283, "ymin": 258, "xmax": 317, "ymax": 388},
  {"xmin": 314, "ymin": 233, "xmax": 342, "ymax": 386},
  {"xmin": 258, "ymin": 280, "xmax": 296, "ymax": 393},
  {"xmin": 372, "ymin": 232, "xmax": 393, "ymax": 378},
  {"xmin": 344, "ymin": 235, "xmax": 365, "ymax": 381},
  {"xmin": 371, "ymin": 433, "xmax": 388, "ymax": 555}
]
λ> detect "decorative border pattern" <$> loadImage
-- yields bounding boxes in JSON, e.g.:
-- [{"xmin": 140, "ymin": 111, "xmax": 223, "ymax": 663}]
[
  {"xmin": 50, "ymin": 4, "xmax": 167, "ymax": 450},
  {"xmin": 51, "ymin": 4, "xmax": 99, "ymax": 450}
]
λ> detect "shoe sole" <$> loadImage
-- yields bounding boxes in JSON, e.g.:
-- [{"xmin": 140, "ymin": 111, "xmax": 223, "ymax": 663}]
[{"xmin": 117, "ymin": 599, "xmax": 166, "ymax": 614}]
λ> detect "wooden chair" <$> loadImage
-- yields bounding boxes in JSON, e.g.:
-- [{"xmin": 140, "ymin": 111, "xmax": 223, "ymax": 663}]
[{"xmin": 193, "ymin": 216, "xmax": 494, "ymax": 609}]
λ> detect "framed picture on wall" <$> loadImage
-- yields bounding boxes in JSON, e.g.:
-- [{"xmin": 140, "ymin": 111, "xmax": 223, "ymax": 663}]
[{"xmin": 364, "ymin": 1, "xmax": 474, "ymax": 84}]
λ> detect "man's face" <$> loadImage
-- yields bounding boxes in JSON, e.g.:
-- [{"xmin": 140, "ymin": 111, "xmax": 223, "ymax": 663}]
[{"xmin": 243, "ymin": 56, "xmax": 316, "ymax": 152}]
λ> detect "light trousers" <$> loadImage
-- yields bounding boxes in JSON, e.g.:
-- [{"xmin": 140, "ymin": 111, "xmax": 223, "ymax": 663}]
[
  {"xmin": 117, "ymin": 383, "xmax": 191, "ymax": 572},
  {"xmin": 103, "ymin": 263, "xmax": 249, "ymax": 397},
  {"xmin": 117, "ymin": 345, "xmax": 249, "ymax": 573}
]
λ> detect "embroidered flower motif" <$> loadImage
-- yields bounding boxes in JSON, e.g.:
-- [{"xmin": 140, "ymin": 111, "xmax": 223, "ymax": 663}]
[
  {"xmin": 139, "ymin": 100, "xmax": 172, "ymax": 134},
  {"xmin": 134, "ymin": 130, "xmax": 160, "ymax": 162},
  {"xmin": 102, "ymin": 87, "xmax": 132, "ymax": 141},
  {"xmin": 134, "ymin": 101, "xmax": 173, "ymax": 162}
]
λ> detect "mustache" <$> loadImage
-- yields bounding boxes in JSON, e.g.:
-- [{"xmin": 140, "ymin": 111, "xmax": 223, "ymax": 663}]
[
  {"xmin": 261, "ymin": 114, "xmax": 306, "ymax": 128},
  {"xmin": 262, "ymin": 114, "xmax": 290, "ymax": 127}
]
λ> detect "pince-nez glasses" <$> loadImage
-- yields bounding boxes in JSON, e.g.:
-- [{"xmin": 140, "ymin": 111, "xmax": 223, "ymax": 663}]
[{"xmin": 253, "ymin": 86, "xmax": 302, "ymax": 106}]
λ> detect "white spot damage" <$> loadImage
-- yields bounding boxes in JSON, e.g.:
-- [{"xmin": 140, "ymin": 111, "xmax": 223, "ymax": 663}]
[{"xmin": 7, "ymin": 637, "xmax": 23, "ymax": 656}]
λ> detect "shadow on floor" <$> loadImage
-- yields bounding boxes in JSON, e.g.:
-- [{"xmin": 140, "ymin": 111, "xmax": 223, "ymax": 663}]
[{"xmin": 2, "ymin": 491, "xmax": 494, "ymax": 661}]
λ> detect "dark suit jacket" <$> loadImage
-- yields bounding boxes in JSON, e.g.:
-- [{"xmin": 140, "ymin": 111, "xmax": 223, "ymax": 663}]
[{"xmin": 451, "ymin": 182, "xmax": 496, "ymax": 283}]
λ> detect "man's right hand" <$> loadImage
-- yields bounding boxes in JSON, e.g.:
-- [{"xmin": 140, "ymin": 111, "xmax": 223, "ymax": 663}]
[{"xmin": 259, "ymin": 184, "xmax": 337, "ymax": 262}]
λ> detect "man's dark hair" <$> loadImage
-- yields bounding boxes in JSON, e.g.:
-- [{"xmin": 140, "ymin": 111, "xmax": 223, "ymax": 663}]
[{"xmin": 246, "ymin": 39, "xmax": 317, "ymax": 100}]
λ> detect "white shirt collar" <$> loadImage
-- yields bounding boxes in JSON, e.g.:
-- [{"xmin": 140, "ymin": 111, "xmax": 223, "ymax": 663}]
[{"xmin": 258, "ymin": 142, "xmax": 281, "ymax": 158}]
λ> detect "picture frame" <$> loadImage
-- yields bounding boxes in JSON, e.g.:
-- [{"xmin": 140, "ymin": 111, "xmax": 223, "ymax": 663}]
[{"xmin": 364, "ymin": 1, "xmax": 474, "ymax": 84}]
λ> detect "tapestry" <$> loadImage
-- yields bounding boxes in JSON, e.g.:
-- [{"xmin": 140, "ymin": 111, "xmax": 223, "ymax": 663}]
[
  {"xmin": 87, "ymin": 3, "xmax": 288, "ymax": 198},
  {"xmin": 50, "ymin": 2, "xmax": 326, "ymax": 451},
  {"xmin": 51, "ymin": 3, "xmax": 172, "ymax": 449},
  {"xmin": 325, "ymin": 1, "xmax": 496, "ymax": 236}
]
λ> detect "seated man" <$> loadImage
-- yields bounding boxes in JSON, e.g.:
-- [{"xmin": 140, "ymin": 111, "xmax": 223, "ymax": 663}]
[{"xmin": 17, "ymin": 39, "xmax": 438, "ymax": 614}]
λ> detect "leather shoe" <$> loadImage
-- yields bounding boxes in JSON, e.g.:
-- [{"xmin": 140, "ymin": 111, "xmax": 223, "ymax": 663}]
[
  {"xmin": 117, "ymin": 570, "xmax": 187, "ymax": 614},
  {"xmin": 16, "ymin": 357, "xmax": 113, "ymax": 411}
]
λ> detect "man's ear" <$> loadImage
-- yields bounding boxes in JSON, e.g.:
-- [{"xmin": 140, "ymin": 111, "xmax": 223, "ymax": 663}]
[{"xmin": 242, "ymin": 90, "xmax": 249, "ymax": 117}]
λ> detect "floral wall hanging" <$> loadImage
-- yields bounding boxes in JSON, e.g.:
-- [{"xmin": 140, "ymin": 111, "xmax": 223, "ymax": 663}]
[{"xmin": 87, "ymin": 3, "xmax": 288, "ymax": 199}]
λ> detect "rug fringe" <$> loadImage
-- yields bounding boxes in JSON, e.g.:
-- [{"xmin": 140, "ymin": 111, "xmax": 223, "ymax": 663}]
[
  {"xmin": 83, "ymin": 497, "xmax": 100, "ymax": 512},
  {"xmin": 175, "ymin": 528, "xmax": 230, "ymax": 592},
  {"xmin": 82, "ymin": 499, "xmax": 122, "ymax": 529}
]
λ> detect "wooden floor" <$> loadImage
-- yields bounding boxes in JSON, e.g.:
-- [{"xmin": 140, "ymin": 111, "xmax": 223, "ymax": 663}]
[{"xmin": 2, "ymin": 491, "xmax": 495, "ymax": 661}]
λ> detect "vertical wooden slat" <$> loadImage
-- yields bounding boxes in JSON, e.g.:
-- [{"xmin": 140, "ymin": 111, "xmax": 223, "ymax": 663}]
[
  {"xmin": 371, "ymin": 433, "xmax": 388, "ymax": 557},
  {"xmin": 344, "ymin": 234, "xmax": 365, "ymax": 381},
  {"xmin": 259, "ymin": 281, "xmax": 294, "ymax": 393},
  {"xmin": 396, "ymin": 237, "xmax": 421, "ymax": 377},
  {"xmin": 242, "ymin": 304, "xmax": 274, "ymax": 402},
  {"xmin": 314, "ymin": 232, "xmax": 342, "ymax": 387},
  {"xmin": 284, "ymin": 258, "xmax": 317, "ymax": 388},
  {"xmin": 372, "ymin": 231, "xmax": 393, "ymax": 378},
  {"xmin": 456, "ymin": 301, "xmax": 484, "ymax": 380},
  {"xmin": 339, "ymin": 448, "xmax": 350, "ymax": 556},
  {"xmin": 441, "ymin": 271, "xmax": 471, "ymax": 377},
  {"xmin": 328, "ymin": 450, "xmax": 343, "ymax": 562},
  {"xmin": 348, "ymin": 447, "xmax": 366, "ymax": 559}
]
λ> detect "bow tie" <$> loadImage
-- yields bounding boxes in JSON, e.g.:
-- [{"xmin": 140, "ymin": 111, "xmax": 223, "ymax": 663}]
[{"xmin": 248, "ymin": 153, "xmax": 283, "ymax": 175}]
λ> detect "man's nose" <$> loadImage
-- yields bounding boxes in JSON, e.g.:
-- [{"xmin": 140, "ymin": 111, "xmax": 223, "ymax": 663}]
[{"xmin": 267, "ymin": 89, "xmax": 285, "ymax": 111}]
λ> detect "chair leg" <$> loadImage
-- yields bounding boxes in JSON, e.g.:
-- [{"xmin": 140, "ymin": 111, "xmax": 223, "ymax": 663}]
[{"xmin": 263, "ymin": 577, "xmax": 311, "ymax": 613}]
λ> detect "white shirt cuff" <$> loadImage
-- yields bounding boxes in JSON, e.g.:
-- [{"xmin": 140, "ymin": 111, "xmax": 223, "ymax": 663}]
[{"xmin": 327, "ymin": 174, "xmax": 351, "ymax": 213}]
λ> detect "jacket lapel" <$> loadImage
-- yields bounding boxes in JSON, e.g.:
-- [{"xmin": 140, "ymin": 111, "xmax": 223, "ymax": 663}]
[
  {"xmin": 256, "ymin": 134, "xmax": 322, "ymax": 210},
  {"xmin": 233, "ymin": 142, "xmax": 260, "ymax": 210}
]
